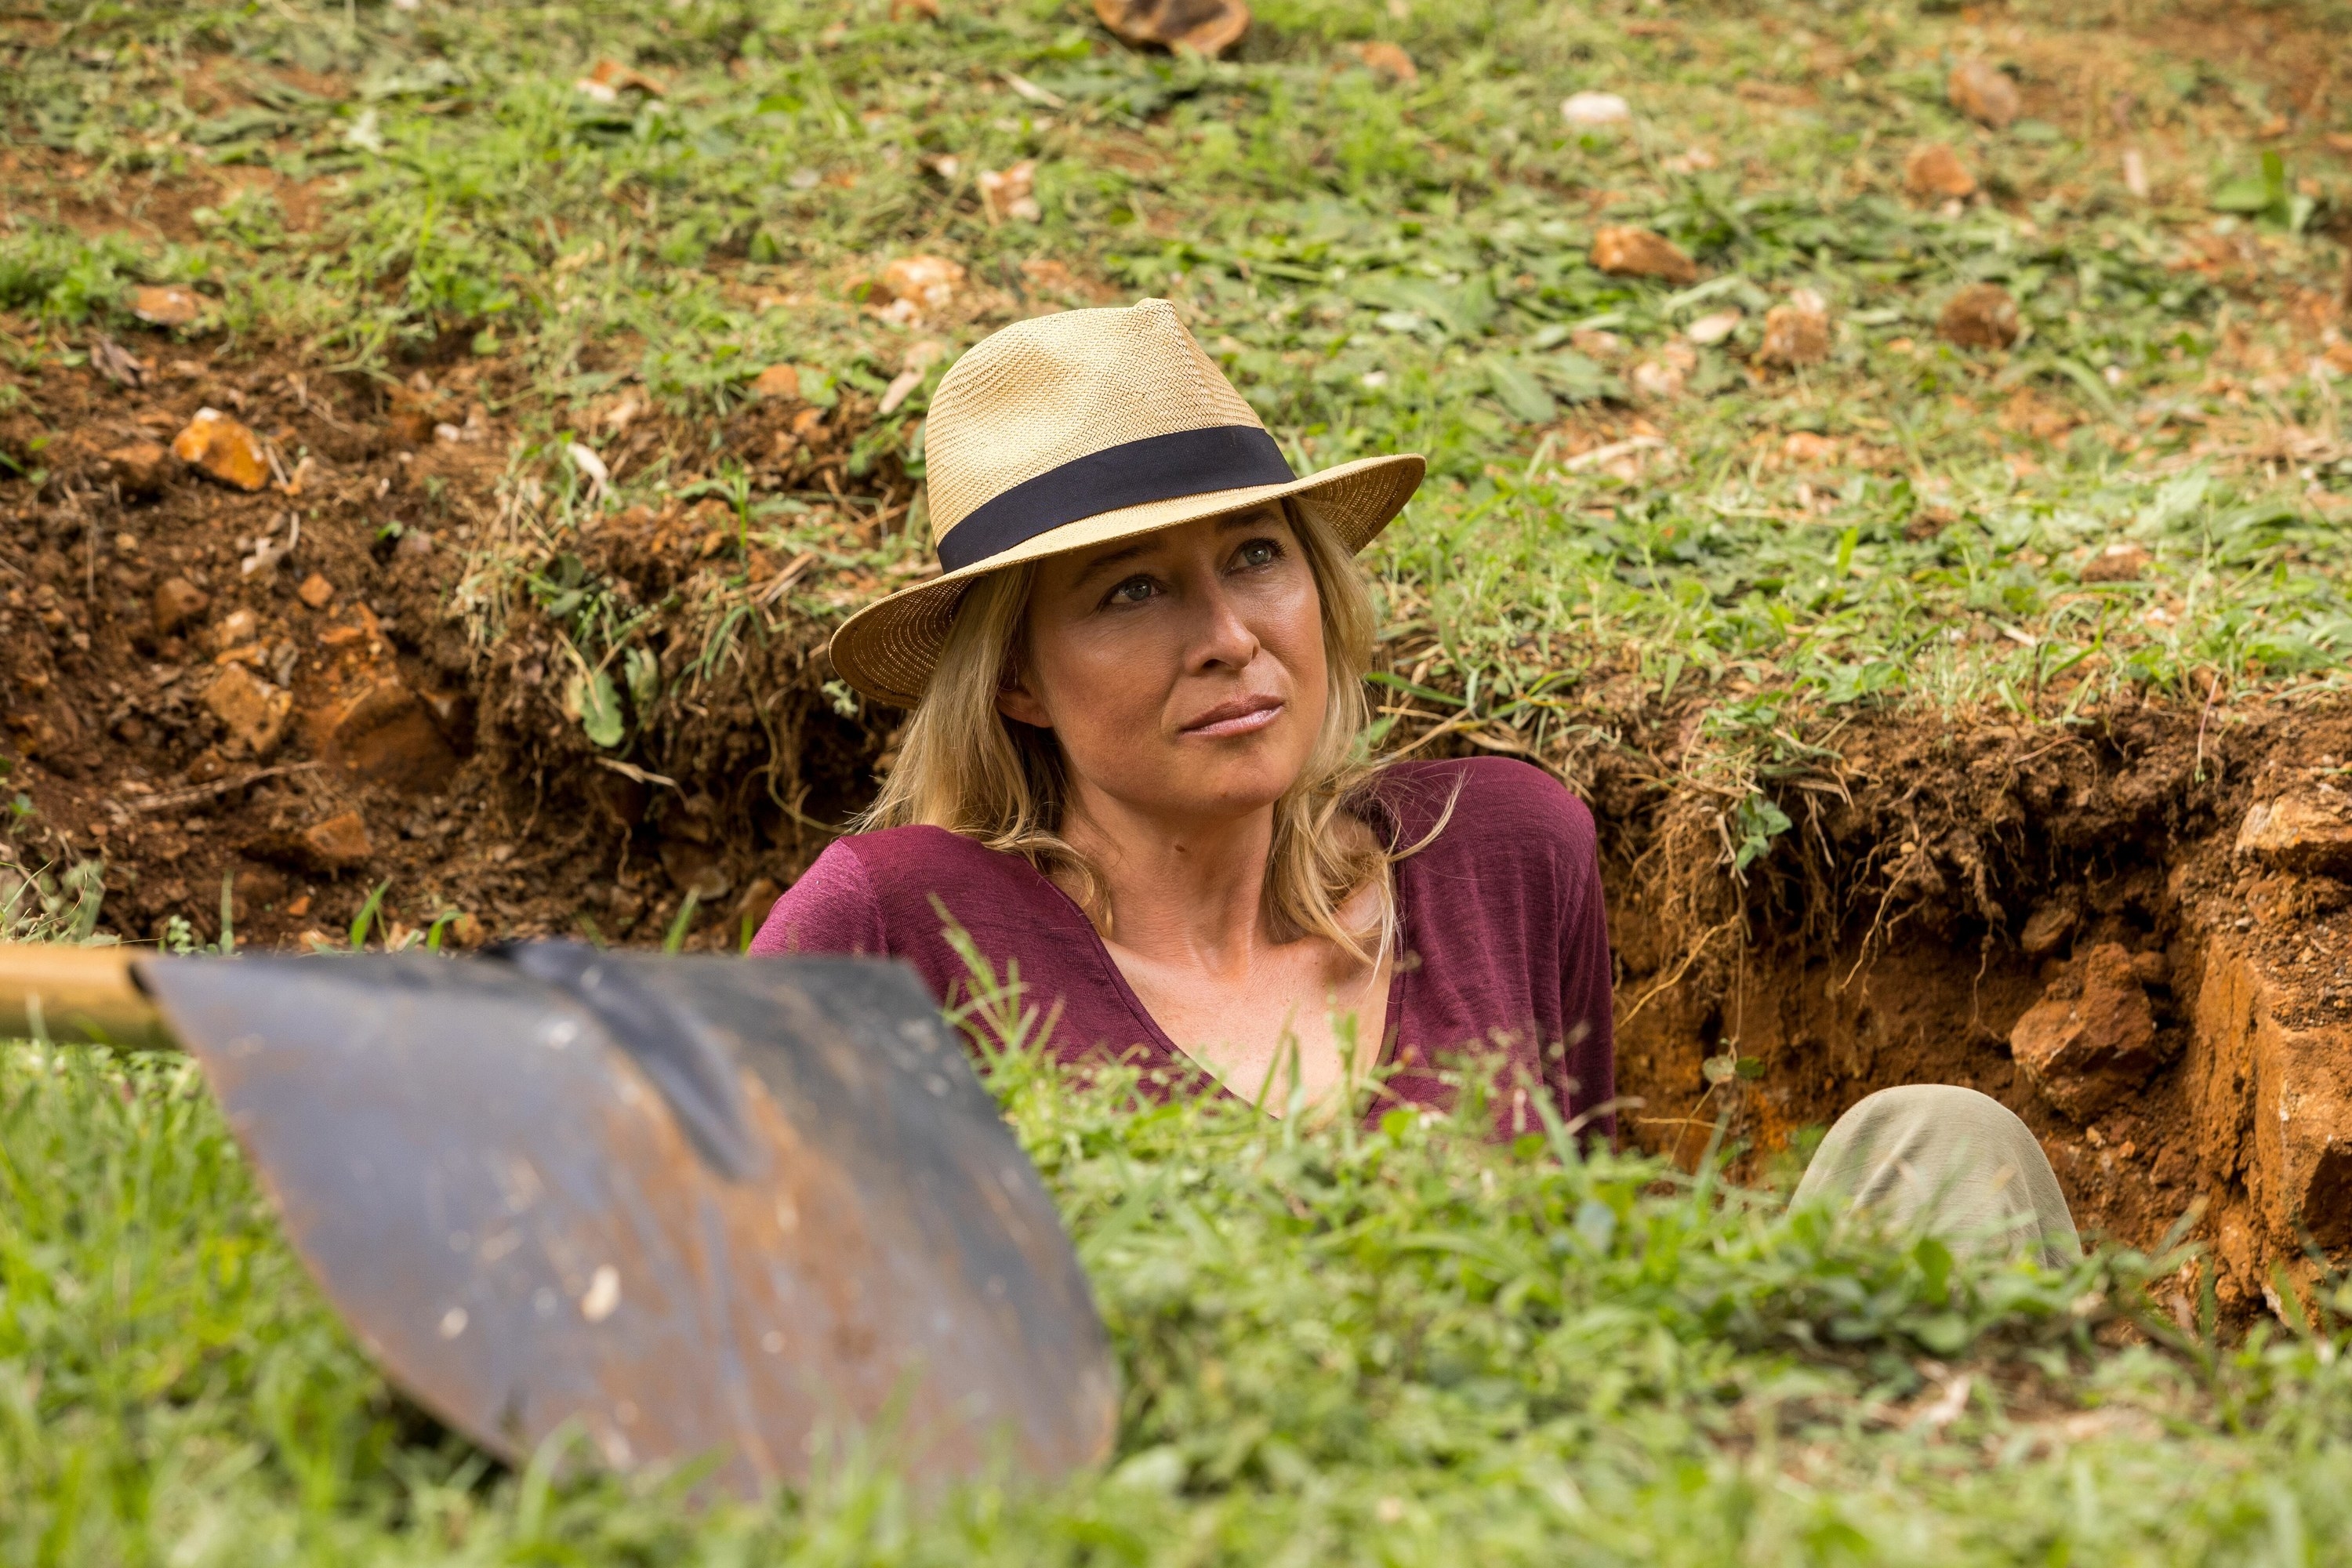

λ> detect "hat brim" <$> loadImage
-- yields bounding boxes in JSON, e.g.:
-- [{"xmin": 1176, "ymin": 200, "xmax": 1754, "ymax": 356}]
[{"xmin": 826, "ymin": 452, "xmax": 1425, "ymax": 709}]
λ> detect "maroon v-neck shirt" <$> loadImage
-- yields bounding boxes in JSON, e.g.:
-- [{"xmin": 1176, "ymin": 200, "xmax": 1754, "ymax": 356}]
[{"xmin": 749, "ymin": 757, "xmax": 1615, "ymax": 1142}]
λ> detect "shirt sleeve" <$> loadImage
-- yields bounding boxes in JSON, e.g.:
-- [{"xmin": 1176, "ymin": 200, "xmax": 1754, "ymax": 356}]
[
  {"xmin": 748, "ymin": 840, "xmax": 886, "ymax": 957},
  {"xmin": 1554, "ymin": 815, "xmax": 1617, "ymax": 1148}
]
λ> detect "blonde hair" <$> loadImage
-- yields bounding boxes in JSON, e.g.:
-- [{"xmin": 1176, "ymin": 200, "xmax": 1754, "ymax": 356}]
[{"xmin": 860, "ymin": 500, "xmax": 1407, "ymax": 963}]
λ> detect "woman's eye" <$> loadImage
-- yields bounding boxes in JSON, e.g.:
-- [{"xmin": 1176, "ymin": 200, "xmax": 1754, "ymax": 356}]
[
  {"xmin": 1107, "ymin": 575, "xmax": 1157, "ymax": 606},
  {"xmin": 1235, "ymin": 538, "xmax": 1281, "ymax": 570}
]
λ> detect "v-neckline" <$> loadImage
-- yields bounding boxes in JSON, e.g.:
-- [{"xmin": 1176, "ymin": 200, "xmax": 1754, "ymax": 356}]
[{"xmin": 1008, "ymin": 795, "xmax": 1414, "ymax": 1101}]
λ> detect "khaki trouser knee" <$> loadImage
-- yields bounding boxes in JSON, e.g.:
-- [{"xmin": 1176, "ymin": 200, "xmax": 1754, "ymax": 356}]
[{"xmin": 1792, "ymin": 1083, "xmax": 2080, "ymax": 1268}]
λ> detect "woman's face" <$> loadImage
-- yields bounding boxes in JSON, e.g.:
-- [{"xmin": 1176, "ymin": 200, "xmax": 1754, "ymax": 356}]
[{"xmin": 999, "ymin": 504, "xmax": 1327, "ymax": 829}]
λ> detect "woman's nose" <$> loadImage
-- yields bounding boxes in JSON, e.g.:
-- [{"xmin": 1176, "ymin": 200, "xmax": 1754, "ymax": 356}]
[{"xmin": 1185, "ymin": 577, "xmax": 1261, "ymax": 670}]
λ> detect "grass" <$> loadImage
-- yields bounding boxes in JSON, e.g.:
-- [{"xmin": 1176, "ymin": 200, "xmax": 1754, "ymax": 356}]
[
  {"xmin": 8, "ymin": 0, "xmax": 2352, "ymax": 1557},
  {"xmin": 11, "ymin": 990, "xmax": 2352, "ymax": 1565},
  {"xmin": 6, "ymin": 0, "xmax": 2352, "ymax": 870}
]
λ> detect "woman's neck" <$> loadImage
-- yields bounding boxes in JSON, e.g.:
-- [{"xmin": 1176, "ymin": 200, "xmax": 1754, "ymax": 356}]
[{"xmin": 1059, "ymin": 787, "xmax": 1275, "ymax": 978}]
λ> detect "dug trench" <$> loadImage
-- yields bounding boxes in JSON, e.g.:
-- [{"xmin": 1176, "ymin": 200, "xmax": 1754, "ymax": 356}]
[{"xmin": 5, "ymin": 350, "xmax": 2351, "ymax": 1311}]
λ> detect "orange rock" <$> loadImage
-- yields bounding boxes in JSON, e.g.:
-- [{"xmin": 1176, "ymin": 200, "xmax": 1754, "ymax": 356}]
[
  {"xmin": 202, "ymin": 663, "xmax": 291, "ymax": 757},
  {"xmin": 750, "ymin": 364, "xmax": 802, "ymax": 400},
  {"xmin": 104, "ymin": 441, "xmax": 172, "ymax": 497},
  {"xmin": 877, "ymin": 255, "xmax": 967, "ymax": 311},
  {"xmin": 1757, "ymin": 290, "xmax": 1831, "ymax": 368},
  {"xmin": 296, "ymin": 572, "xmax": 336, "ymax": 609},
  {"xmin": 978, "ymin": 161, "xmax": 1040, "ymax": 224},
  {"xmin": 321, "ymin": 681, "xmax": 459, "ymax": 791},
  {"xmin": 130, "ymin": 285, "xmax": 202, "ymax": 327},
  {"xmin": 296, "ymin": 810, "xmax": 373, "ymax": 870},
  {"xmin": 575, "ymin": 59, "xmax": 666, "ymax": 100},
  {"xmin": 2234, "ymin": 795, "xmax": 2352, "ymax": 878},
  {"xmin": 172, "ymin": 407, "xmax": 270, "ymax": 492},
  {"xmin": 1353, "ymin": 41, "xmax": 1417, "ymax": 83},
  {"xmin": 1093, "ymin": 0, "xmax": 1249, "ymax": 56},
  {"xmin": 151, "ymin": 577, "xmax": 210, "ymax": 637},
  {"xmin": 1590, "ymin": 226, "xmax": 1699, "ymax": 285},
  {"xmin": 2010, "ymin": 942, "xmax": 2161, "ymax": 1119},
  {"xmin": 1936, "ymin": 283, "xmax": 2020, "ymax": 350},
  {"xmin": 1947, "ymin": 60, "xmax": 2020, "ymax": 130},
  {"xmin": 1904, "ymin": 142, "xmax": 1977, "ymax": 200}
]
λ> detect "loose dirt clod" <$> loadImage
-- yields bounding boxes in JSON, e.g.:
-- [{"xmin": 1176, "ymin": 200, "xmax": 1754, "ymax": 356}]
[
  {"xmin": 1092, "ymin": 0, "xmax": 1250, "ymax": 57},
  {"xmin": 2009, "ymin": 943, "xmax": 2163, "ymax": 1120},
  {"xmin": 296, "ymin": 573, "xmax": 336, "ymax": 609},
  {"xmin": 1904, "ymin": 142, "xmax": 1978, "ymax": 200},
  {"xmin": 150, "ymin": 577, "xmax": 209, "ymax": 636},
  {"xmin": 321, "ymin": 682, "xmax": 460, "ymax": 792},
  {"xmin": 2081, "ymin": 541, "xmax": 2151, "ymax": 583},
  {"xmin": 1937, "ymin": 283, "xmax": 2022, "ymax": 350},
  {"xmin": 1591, "ymin": 226, "xmax": 1699, "ymax": 285},
  {"xmin": 104, "ymin": 441, "xmax": 172, "ymax": 498},
  {"xmin": 750, "ymin": 364, "xmax": 803, "ymax": 400},
  {"xmin": 1757, "ymin": 290, "xmax": 1831, "ymax": 368},
  {"xmin": 172, "ymin": 408, "xmax": 270, "ymax": 492},
  {"xmin": 2235, "ymin": 795, "xmax": 2352, "ymax": 877},
  {"xmin": 1947, "ymin": 60, "xmax": 2021, "ymax": 129},
  {"xmin": 295, "ymin": 810, "xmax": 373, "ymax": 870},
  {"xmin": 203, "ymin": 665, "xmax": 292, "ymax": 758}
]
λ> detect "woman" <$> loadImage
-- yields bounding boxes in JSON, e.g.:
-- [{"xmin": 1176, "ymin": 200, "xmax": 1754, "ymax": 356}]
[{"xmin": 753, "ymin": 300, "xmax": 2078, "ymax": 1265}]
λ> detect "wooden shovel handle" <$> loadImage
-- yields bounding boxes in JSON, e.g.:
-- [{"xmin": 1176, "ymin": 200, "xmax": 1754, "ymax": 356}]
[{"xmin": 0, "ymin": 943, "xmax": 175, "ymax": 1049}]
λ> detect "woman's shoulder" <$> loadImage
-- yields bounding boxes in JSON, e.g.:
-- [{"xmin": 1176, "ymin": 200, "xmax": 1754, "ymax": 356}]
[
  {"xmin": 750, "ymin": 825, "xmax": 1047, "ymax": 956},
  {"xmin": 1373, "ymin": 756, "xmax": 1595, "ymax": 849}
]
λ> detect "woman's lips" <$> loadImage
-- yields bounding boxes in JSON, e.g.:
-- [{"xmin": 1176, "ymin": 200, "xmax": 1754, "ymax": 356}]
[{"xmin": 1179, "ymin": 695, "xmax": 1285, "ymax": 738}]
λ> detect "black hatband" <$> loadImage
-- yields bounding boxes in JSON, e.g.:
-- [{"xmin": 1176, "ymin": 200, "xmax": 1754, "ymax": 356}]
[{"xmin": 935, "ymin": 425, "xmax": 1296, "ymax": 573}]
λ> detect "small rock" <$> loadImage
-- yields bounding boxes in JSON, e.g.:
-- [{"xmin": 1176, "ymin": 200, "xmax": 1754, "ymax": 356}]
[
  {"xmin": 296, "ymin": 572, "xmax": 336, "ymax": 609},
  {"xmin": 876, "ymin": 255, "xmax": 967, "ymax": 322},
  {"xmin": 1780, "ymin": 431, "xmax": 1839, "ymax": 467},
  {"xmin": 2080, "ymin": 542, "xmax": 2150, "ymax": 583},
  {"xmin": 203, "ymin": 663, "xmax": 292, "ymax": 757},
  {"xmin": 1353, "ymin": 41, "xmax": 1417, "ymax": 84},
  {"xmin": 1947, "ymin": 60, "xmax": 2020, "ymax": 130},
  {"xmin": 151, "ymin": 577, "xmax": 210, "ymax": 637},
  {"xmin": 1591, "ymin": 225, "xmax": 1699, "ymax": 285},
  {"xmin": 1685, "ymin": 308, "xmax": 1742, "ymax": 347},
  {"xmin": 130, "ymin": 285, "xmax": 202, "ymax": 327},
  {"xmin": 2009, "ymin": 942, "xmax": 2161, "ymax": 1120},
  {"xmin": 1093, "ymin": 0, "xmax": 1250, "ymax": 56},
  {"xmin": 2018, "ymin": 895, "xmax": 2079, "ymax": 959},
  {"xmin": 172, "ymin": 407, "xmax": 270, "ymax": 492},
  {"xmin": 1757, "ymin": 289, "xmax": 1831, "ymax": 368},
  {"xmin": 104, "ymin": 441, "xmax": 172, "ymax": 498},
  {"xmin": 1904, "ymin": 142, "xmax": 1978, "ymax": 200},
  {"xmin": 321, "ymin": 680, "xmax": 459, "ymax": 791},
  {"xmin": 1560, "ymin": 90, "xmax": 1632, "ymax": 128},
  {"xmin": 2235, "ymin": 796, "xmax": 2352, "ymax": 878},
  {"xmin": 1936, "ymin": 283, "xmax": 2021, "ymax": 350},
  {"xmin": 575, "ymin": 59, "xmax": 666, "ymax": 101},
  {"xmin": 297, "ymin": 810, "xmax": 373, "ymax": 870},
  {"xmin": 209, "ymin": 607, "xmax": 262, "ymax": 652},
  {"xmin": 978, "ymin": 160, "xmax": 1040, "ymax": 224},
  {"xmin": 751, "ymin": 364, "xmax": 803, "ymax": 400}
]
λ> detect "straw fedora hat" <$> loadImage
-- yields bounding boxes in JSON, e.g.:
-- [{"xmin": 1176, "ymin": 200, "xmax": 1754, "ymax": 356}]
[{"xmin": 827, "ymin": 298, "xmax": 1425, "ymax": 707}]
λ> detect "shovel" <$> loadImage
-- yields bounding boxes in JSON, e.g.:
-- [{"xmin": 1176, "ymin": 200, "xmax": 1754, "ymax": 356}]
[{"xmin": 0, "ymin": 941, "xmax": 1116, "ymax": 1497}]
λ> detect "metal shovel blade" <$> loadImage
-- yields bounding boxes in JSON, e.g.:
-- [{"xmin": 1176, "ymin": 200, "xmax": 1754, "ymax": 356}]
[{"xmin": 136, "ymin": 946, "xmax": 1116, "ymax": 1496}]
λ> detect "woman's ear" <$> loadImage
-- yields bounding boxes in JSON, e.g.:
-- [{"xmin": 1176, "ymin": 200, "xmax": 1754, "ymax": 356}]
[{"xmin": 996, "ymin": 670, "xmax": 1051, "ymax": 729}]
